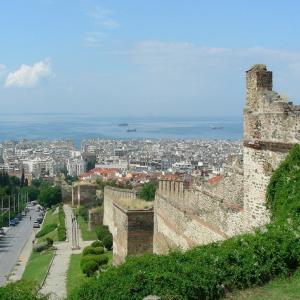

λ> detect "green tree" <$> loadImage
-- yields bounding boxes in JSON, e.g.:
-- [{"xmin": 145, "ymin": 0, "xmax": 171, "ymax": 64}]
[
  {"xmin": 86, "ymin": 158, "xmax": 96, "ymax": 172},
  {"xmin": 139, "ymin": 181, "xmax": 157, "ymax": 201},
  {"xmin": 38, "ymin": 186, "xmax": 62, "ymax": 208},
  {"xmin": 20, "ymin": 169, "xmax": 25, "ymax": 187}
]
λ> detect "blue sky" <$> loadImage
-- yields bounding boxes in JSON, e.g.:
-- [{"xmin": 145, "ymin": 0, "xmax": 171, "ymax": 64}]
[{"xmin": 1, "ymin": 0, "xmax": 300, "ymax": 116}]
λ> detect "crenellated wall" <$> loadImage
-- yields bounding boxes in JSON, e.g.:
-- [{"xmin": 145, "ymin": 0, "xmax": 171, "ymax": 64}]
[
  {"xmin": 154, "ymin": 65, "xmax": 300, "ymax": 254},
  {"xmin": 154, "ymin": 177, "xmax": 244, "ymax": 253}
]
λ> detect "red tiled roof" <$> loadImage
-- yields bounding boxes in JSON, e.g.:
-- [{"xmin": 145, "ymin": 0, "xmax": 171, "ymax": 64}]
[{"xmin": 207, "ymin": 175, "xmax": 223, "ymax": 185}]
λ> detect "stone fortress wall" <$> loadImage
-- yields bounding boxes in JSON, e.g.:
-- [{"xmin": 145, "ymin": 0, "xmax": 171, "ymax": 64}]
[
  {"xmin": 101, "ymin": 65, "xmax": 300, "ymax": 260},
  {"xmin": 154, "ymin": 65, "xmax": 300, "ymax": 254},
  {"xmin": 72, "ymin": 182, "xmax": 97, "ymax": 207},
  {"xmin": 103, "ymin": 186, "xmax": 153, "ymax": 265},
  {"xmin": 103, "ymin": 186, "xmax": 140, "ymax": 235}
]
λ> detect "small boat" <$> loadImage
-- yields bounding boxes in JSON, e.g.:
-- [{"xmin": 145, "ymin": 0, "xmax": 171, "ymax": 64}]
[
  {"xmin": 118, "ymin": 123, "xmax": 129, "ymax": 127},
  {"xmin": 210, "ymin": 125, "xmax": 224, "ymax": 130},
  {"xmin": 127, "ymin": 129, "xmax": 137, "ymax": 132}
]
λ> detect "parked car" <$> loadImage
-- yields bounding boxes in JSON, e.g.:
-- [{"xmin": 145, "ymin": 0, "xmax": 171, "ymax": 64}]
[
  {"xmin": 9, "ymin": 219, "xmax": 16, "ymax": 226},
  {"xmin": 21, "ymin": 211, "xmax": 26, "ymax": 216},
  {"xmin": 33, "ymin": 221, "xmax": 40, "ymax": 228},
  {"xmin": 37, "ymin": 217, "xmax": 43, "ymax": 224},
  {"xmin": 13, "ymin": 217, "xmax": 19, "ymax": 224},
  {"xmin": 0, "ymin": 228, "xmax": 5, "ymax": 236}
]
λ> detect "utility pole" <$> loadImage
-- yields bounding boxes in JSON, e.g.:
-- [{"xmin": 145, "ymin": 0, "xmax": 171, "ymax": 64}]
[
  {"xmin": 8, "ymin": 196, "xmax": 10, "ymax": 226},
  {"xmin": 0, "ymin": 197, "xmax": 2, "ymax": 224}
]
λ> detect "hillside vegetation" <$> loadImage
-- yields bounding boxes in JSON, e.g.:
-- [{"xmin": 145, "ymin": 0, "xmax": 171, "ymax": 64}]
[{"xmin": 69, "ymin": 145, "xmax": 300, "ymax": 300}]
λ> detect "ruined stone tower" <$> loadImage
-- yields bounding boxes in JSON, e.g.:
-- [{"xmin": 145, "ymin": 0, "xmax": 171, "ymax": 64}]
[{"xmin": 243, "ymin": 64, "xmax": 300, "ymax": 228}]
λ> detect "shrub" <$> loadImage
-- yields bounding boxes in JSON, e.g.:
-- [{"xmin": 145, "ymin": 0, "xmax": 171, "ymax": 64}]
[
  {"xmin": 83, "ymin": 246, "xmax": 96, "ymax": 256},
  {"xmin": 0, "ymin": 280, "xmax": 47, "ymax": 300},
  {"xmin": 46, "ymin": 237, "xmax": 53, "ymax": 246},
  {"xmin": 78, "ymin": 206, "xmax": 88, "ymax": 221},
  {"xmin": 33, "ymin": 242, "xmax": 49, "ymax": 252},
  {"xmin": 57, "ymin": 205, "xmax": 66, "ymax": 241},
  {"xmin": 93, "ymin": 247, "xmax": 104, "ymax": 255},
  {"xmin": 102, "ymin": 234, "xmax": 113, "ymax": 250},
  {"xmin": 91, "ymin": 240, "xmax": 102, "ymax": 248},
  {"xmin": 95, "ymin": 225, "xmax": 110, "ymax": 241},
  {"xmin": 97, "ymin": 254, "xmax": 109, "ymax": 266},
  {"xmin": 69, "ymin": 145, "xmax": 300, "ymax": 300},
  {"xmin": 35, "ymin": 223, "xmax": 57, "ymax": 238},
  {"xmin": 81, "ymin": 259, "xmax": 99, "ymax": 277},
  {"xmin": 81, "ymin": 255, "xmax": 97, "ymax": 269},
  {"xmin": 81, "ymin": 254, "xmax": 109, "ymax": 271}
]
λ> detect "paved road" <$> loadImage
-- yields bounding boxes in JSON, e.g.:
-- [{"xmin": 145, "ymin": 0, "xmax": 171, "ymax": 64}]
[{"xmin": 0, "ymin": 207, "xmax": 39, "ymax": 286}]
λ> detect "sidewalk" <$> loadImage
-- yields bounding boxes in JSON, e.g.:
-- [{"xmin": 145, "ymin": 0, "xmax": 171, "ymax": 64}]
[{"xmin": 40, "ymin": 205, "xmax": 90, "ymax": 299}]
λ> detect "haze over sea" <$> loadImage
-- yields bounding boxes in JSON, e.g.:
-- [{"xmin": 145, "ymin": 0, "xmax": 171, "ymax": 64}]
[{"xmin": 0, "ymin": 114, "xmax": 242, "ymax": 146}]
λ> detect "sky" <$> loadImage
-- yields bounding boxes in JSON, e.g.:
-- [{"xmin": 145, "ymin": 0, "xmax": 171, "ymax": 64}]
[{"xmin": 1, "ymin": 0, "xmax": 300, "ymax": 117}]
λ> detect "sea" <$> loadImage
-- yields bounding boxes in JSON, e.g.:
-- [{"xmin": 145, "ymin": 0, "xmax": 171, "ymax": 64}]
[{"xmin": 0, "ymin": 114, "xmax": 243, "ymax": 147}]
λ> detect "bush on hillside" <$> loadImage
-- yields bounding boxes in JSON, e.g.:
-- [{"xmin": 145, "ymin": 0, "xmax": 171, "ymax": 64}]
[
  {"xmin": 102, "ymin": 234, "xmax": 113, "ymax": 250},
  {"xmin": 91, "ymin": 240, "xmax": 102, "ymax": 248},
  {"xmin": 35, "ymin": 223, "xmax": 57, "ymax": 238},
  {"xmin": 46, "ymin": 237, "xmax": 54, "ymax": 247},
  {"xmin": 97, "ymin": 254, "xmax": 109, "ymax": 266},
  {"xmin": 69, "ymin": 145, "xmax": 300, "ymax": 300},
  {"xmin": 33, "ymin": 239, "xmax": 53, "ymax": 252},
  {"xmin": 57, "ymin": 205, "xmax": 66, "ymax": 241},
  {"xmin": 93, "ymin": 247, "xmax": 104, "ymax": 255},
  {"xmin": 95, "ymin": 225, "xmax": 110, "ymax": 241},
  {"xmin": 81, "ymin": 260, "xmax": 99, "ymax": 277},
  {"xmin": 0, "ymin": 280, "xmax": 47, "ymax": 300},
  {"xmin": 83, "ymin": 246, "xmax": 97, "ymax": 256},
  {"xmin": 78, "ymin": 206, "xmax": 88, "ymax": 221}
]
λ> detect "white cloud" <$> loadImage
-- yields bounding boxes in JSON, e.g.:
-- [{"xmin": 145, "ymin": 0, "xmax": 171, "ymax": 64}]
[
  {"xmin": 5, "ymin": 59, "xmax": 52, "ymax": 88},
  {"xmin": 131, "ymin": 41, "xmax": 300, "ymax": 76},
  {"xmin": 89, "ymin": 7, "xmax": 119, "ymax": 29}
]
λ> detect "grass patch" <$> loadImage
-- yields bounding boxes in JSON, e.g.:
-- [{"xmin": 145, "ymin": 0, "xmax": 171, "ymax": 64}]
[
  {"xmin": 106, "ymin": 251, "xmax": 113, "ymax": 266},
  {"xmin": 228, "ymin": 270, "xmax": 300, "ymax": 299},
  {"xmin": 67, "ymin": 254, "xmax": 87, "ymax": 296},
  {"xmin": 22, "ymin": 249, "xmax": 54, "ymax": 287},
  {"xmin": 37, "ymin": 207, "xmax": 59, "ymax": 243},
  {"xmin": 77, "ymin": 214, "xmax": 97, "ymax": 241}
]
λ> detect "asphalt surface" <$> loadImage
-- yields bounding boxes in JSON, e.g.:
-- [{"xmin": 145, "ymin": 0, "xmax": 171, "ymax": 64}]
[{"xmin": 0, "ymin": 206, "xmax": 39, "ymax": 286}]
